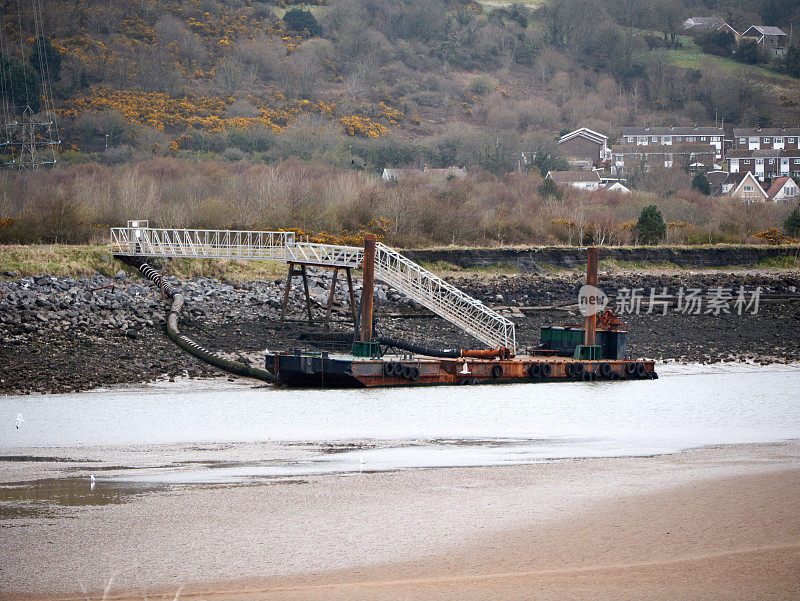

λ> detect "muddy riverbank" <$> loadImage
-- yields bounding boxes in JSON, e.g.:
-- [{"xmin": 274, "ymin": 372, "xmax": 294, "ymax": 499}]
[{"xmin": 1, "ymin": 268, "xmax": 799, "ymax": 394}]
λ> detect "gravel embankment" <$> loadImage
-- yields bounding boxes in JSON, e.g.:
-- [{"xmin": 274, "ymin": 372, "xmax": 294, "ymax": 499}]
[{"xmin": 1, "ymin": 268, "xmax": 799, "ymax": 394}]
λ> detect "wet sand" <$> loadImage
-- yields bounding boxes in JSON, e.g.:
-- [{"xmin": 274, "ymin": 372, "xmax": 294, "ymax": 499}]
[{"xmin": 1, "ymin": 441, "xmax": 799, "ymax": 600}]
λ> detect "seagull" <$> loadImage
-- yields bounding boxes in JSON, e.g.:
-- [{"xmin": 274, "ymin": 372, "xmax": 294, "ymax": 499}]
[{"xmin": 15, "ymin": 413, "xmax": 24, "ymax": 429}]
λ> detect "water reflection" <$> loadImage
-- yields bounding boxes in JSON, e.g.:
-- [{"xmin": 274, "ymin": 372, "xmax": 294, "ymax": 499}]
[{"xmin": 0, "ymin": 478, "xmax": 167, "ymax": 520}]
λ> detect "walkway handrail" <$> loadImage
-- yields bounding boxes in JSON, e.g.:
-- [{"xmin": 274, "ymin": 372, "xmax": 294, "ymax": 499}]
[
  {"xmin": 374, "ymin": 243, "xmax": 515, "ymax": 352},
  {"xmin": 111, "ymin": 226, "xmax": 515, "ymax": 352}
]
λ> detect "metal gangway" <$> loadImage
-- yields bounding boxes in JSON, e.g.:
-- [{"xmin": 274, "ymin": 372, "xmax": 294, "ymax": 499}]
[{"xmin": 110, "ymin": 222, "xmax": 516, "ymax": 352}]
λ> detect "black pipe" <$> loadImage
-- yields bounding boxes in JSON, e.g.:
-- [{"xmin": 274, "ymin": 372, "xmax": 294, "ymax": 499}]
[
  {"xmin": 132, "ymin": 260, "xmax": 276, "ymax": 383},
  {"xmin": 376, "ymin": 336, "xmax": 461, "ymax": 358}
]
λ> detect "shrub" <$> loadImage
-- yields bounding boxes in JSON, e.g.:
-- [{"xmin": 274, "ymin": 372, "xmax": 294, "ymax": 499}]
[
  {"xmin": 283, "ymin": 8, "xmax": 322, "ymax": 37},
  {"xmin": 467, "ymin": 75, "xmax": 493, "ymax": 96},
  {"xmin": 635, "ymin": 204, "xmax": 666, "ymax": 245},
  {"xmin": 697, "ymin": 30, "xmax": 736, "ymax": 57}
]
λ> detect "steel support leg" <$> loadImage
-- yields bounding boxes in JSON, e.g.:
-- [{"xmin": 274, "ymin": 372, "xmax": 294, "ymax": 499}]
[{"xmin": 324, "ymin": 267, "xmax": 339, "ymax": 327}]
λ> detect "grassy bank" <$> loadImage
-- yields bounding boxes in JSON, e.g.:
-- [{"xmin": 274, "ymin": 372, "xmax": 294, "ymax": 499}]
[
  {"xmin": 0, "ymin": 244, "xmax": 286, "ymax": 281},
  {"xmin": 2, "ymin": 244, "xmax": 798, "ymax": 281}
]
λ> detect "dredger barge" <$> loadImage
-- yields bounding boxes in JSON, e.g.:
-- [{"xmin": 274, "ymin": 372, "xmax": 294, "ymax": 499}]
[{"xmin": 112, "ymin": 222, "xmax": 656, "ymax": 387}]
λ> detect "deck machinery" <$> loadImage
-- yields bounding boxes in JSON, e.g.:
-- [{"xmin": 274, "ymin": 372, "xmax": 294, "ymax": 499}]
[{"xmin": 111, "ymin": 223, "xmax": 655, "ymax": 387}]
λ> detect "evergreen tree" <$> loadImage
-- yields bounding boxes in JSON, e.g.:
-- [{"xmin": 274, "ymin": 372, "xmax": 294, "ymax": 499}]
[
  {"xmin": 538, "ymin": 178, "xmax": 563, "ymax": 200},
  {"xmin": 785, "ymin": 203, "xmax": 800, "ymax": 236},
  {"xmin": 30, "ymin": 36, "xmax": 61, "ymax": 82},
  {"xmin": 635, "ymin": 204, "xmax": 666, "ymax": 245},
  {"xmin": 283, "ymin": 9, "xmax": 322, "ymax": 37},
  {"xmin": 692, "ymin": 172, "xmax": 710, "ymax": 195},
  {"xmin": 0, "ymin": 53, "xmax": 41, "ymax": 112}
]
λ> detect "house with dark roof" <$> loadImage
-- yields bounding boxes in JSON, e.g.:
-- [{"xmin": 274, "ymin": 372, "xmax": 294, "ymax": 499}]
[
  {"xmin": 726, "ymin": 148, "xmax": 800, "ymax": 181},
  {"xmin": 682, "ymin": 16, "xmax": 738, "ymax": 36},
  {"xmin": 732, "ymin": 128, "xmax": 800, "ymax": 151},
  {"xmin": 546, "ymin": 170, "xmax": 601, "ymax": 191},
  {"xmin": 557, "ymin": 127, "xmax": 611, "ymax": 168},
  {"xmin": 611, "ymin": 143, "xmax": 717, "ymax": 175},
  {"xmin": 706, "ymin": 170, "xmax": 730, "ymax": 196},
  {"xmin": 766, "ymin": 177, "xmax": 799, "ymax": 202},
  {"xmin": 619, "ymin": 126, "xmax": 724, "ymax": 160},
  {"xmin": 741, "ymin": 25, "xmax": 789, "ymax": 55}
]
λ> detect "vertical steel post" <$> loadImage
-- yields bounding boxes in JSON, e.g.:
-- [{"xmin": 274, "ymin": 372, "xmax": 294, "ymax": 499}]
[
  {"xmin": 585, "ymin": 246, "xmax": 598, "ymax": 346},
  {"xmin": 360, "ymin": 235, "xmax": 376, "ymax": 343}
]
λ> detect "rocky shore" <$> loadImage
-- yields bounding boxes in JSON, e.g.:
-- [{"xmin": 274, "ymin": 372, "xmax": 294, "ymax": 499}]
[{"xmin": 1, "ymin": 267, "xmax": 799, "ymax": 394}]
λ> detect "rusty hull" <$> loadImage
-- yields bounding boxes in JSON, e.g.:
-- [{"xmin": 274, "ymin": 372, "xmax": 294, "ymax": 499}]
[{"xmin": 267, "ymin": 352, "xmax": 657, "ymax": 388}]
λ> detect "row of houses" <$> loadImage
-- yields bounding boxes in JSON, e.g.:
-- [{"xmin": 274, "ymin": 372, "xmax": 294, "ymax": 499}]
[
  {"xmin": 549, "ymin": 126, "xmax": 800, "ymax": 202},
  {"xmin": 682, "ymin": 17, "xmax": 789, "ymax": 56},
  {"xmin": 558, "ymin": 126, "xmax": 800, "ymax": 182}
]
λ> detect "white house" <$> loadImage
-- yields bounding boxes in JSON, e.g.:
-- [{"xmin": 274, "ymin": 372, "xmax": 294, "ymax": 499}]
[
  {"xmin": 546, "ymin": 170, "xmax": 601, "ymax": 191},
  {"xmin": 382, "ymin": 166, "xmax": 467, "ymax": 181},
  {"xmin": 766, "ymin": 177, "xmax": 799, "ymax": 202},
  {"xmin": 601, "ymin": 181, "xmax": 630, "ymax": 193}
]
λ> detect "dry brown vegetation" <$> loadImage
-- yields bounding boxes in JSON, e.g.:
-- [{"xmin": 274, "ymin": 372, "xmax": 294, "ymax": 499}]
[{"xmin": 1, "ymin": 158, "xmax": 794, "ymax": 248}]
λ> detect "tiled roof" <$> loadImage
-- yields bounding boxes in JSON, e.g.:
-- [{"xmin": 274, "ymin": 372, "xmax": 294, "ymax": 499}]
[
  {"xmin": 620, "ymin": 126, "xmax": 723, "ymax": 137},
  {"xmin": 706, "ymin": 171, "xmax": 729, "ymax": 188},
  {"xmin": 611, "ymin": 144, "xmax": 716, "ymax": 154},
  {"xmin": 726, "ymin": 149, "xmax": 800, "ymax": 158},
  {"xmin": 744, "ymin": 25, "xmax": 787, "ymax": 37},
  {"xmin": 732, "ymin": 128, "xmax": 800, "ymax": 137},
  {"xmin": 766, "ymin": 177, "xmax": 794, "ymax": 199},
  {"xmin": 547, "ymin": 170, "xmax": 601, "ymax": 183}
]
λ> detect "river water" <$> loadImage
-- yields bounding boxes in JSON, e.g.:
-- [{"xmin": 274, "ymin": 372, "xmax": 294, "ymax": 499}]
[{"xmin": 2, "ymin": 362, "xmax": 800, "ymax": 490}]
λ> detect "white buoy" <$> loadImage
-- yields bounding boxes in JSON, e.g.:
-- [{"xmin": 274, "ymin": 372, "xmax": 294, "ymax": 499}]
[{"xmin": 90, "ymin": 474, "xmax": 96, "ymax": 490}]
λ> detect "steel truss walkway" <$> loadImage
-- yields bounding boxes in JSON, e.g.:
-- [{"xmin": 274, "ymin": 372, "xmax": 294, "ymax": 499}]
[{"xmin": 111, "ymin": 224, "xmax": 516, "ymax": 352}]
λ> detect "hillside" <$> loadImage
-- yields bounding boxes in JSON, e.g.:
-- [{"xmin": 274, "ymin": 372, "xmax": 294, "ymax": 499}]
[{"xmin": 0, "ymin": 0, "xmax": 798, "ymax": 171}]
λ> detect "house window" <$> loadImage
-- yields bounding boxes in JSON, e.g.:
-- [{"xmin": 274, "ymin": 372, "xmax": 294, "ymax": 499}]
[
  {"xmin": 744, "ymin": 185, "xmax": 753, "ymax": 191},
  {"xmin": 789, "ymin": 138, "xmax": 795, "ymax": 143},
  {"xmin": 700, "ymin": 137, "xmax": 706, "ymax": 141},
  {"xmin": 651, "ymin": 136, "xmax": 658, "ymax": 142},
  {"xmin": 743, "ymin": 159, "xmax": 751, "ymax": 164},
  {"xmin": 712, "ymin": 137, "xmax": 720, "ymax": 142},
  {"xmin": 795, "ymin": 159, "xmax": 800, "ymax": 164},
  {"xmin": 676, "ymin": 137, "xmax": 682, "ymax": 142},
  {"xmin": 776, "ymin": 138, "xmax": 783, "ymax": 143},
  {"xmin": 739, "ymin": 138, "xmax": 746, "ymax": 144},
  {"xmin": 687, "ymin": 136, "xmax": 695, "ymax": 142},
  {"xmin": 769, "ymin": 159, "xmax": 774, "ymax": 164},
  {"xmin": 764, "ymin": 138, "xmax": 771, "ymax": 143},
  {"xmin": 627, "ymin": 137, "xmax": 634, "ymax": 143}
]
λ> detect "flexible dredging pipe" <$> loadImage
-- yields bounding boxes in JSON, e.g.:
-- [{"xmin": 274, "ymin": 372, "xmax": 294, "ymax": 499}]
[{"xmin": 135, "ymin": 261, "xmax": 276, "ymax": 383}]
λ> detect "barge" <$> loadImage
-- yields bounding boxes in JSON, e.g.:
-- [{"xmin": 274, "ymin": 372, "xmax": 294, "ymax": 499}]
[{"xmin": 266, "ymin": 241, "xmax": 657, "ymax": 387}]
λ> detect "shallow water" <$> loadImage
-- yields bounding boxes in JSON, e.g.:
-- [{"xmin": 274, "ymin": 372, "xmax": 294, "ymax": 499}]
[{"xmin": 2, "ymin": 363, "xmax": 800, "ymax": 493}]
